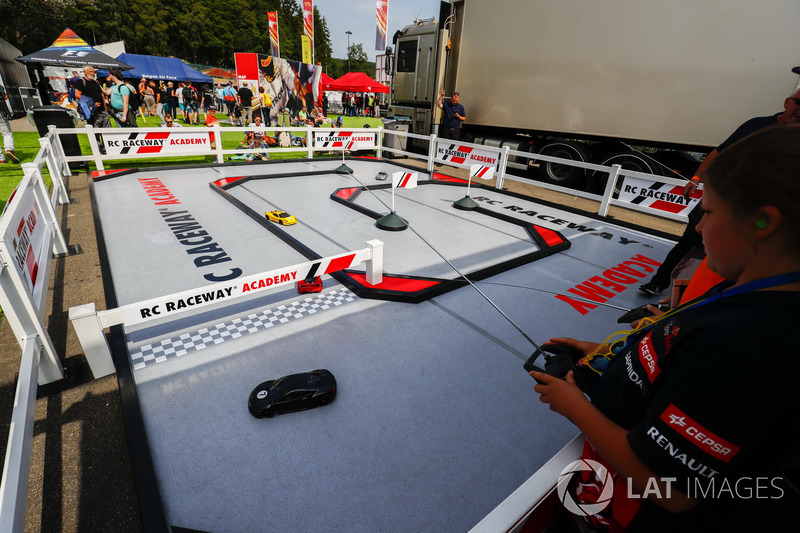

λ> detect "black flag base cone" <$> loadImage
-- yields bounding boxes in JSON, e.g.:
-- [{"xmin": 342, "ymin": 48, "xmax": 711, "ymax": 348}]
[
  {"xmin": 453, "ymin": 195, "xmax": 479, "ymax": 210},
  {"xmin": 336, "ymin": 163, "xmax": 353, "ymax": 174},
  {"xmin": 376, "ymin": 211, "xmax": 409, "ymax": 231}
]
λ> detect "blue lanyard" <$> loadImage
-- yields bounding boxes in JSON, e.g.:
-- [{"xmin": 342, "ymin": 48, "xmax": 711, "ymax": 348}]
[
  {"xmin": 594, "ymin": 269, "xmax": 800, "ymax": 387},
  {"xmin": 699, "ymin": 270, "xmax": 800, "ymax": 304}
]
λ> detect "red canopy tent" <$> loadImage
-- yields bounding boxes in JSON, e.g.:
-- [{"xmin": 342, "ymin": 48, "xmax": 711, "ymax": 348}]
[
  {"xmin": 320, "ymin": 72, "xmax": 336, "ymax": 91},
  {"xmin": 327, "ymin": 72, "xmax": 389, "ymax": 93}
]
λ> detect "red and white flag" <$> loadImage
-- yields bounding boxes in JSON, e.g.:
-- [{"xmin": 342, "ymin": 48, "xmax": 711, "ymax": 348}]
[
  {"xmin": 375, "ymin": 0, "xmax": 389, "ymax": 51},
  {"xmin": 303, "ymin": 0, "xmax": 314, "ymax": 46},
  {"xmin": 268, "ymin": 12, "xmax": 280, "ymax": 57},
  {"xmin": 470, "ymin": 164, "xmax": 494, "ymax": 180},
  {"xmin": 392, "ymin": 171, "xmax": 417, "ymax": 189}
]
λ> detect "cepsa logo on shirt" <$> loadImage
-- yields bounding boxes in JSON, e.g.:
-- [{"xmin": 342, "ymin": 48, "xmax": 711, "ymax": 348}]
[
  {"xmin": 660, "ymin": 404, "xmax": 741, "ymax": 463},
  {"xmin": 638, "ymin": 332, "xmax": 661, "ymax": 382}
]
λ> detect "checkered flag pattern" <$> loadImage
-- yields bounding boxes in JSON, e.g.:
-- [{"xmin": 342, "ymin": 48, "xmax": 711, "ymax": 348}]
[{"xmin": 129, "ymin": 287, "xmax": 357, "ymax": 370}]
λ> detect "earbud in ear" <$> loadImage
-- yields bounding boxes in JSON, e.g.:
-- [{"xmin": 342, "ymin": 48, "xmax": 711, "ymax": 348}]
[{"xmin": 755, "ymin": 219, "xmax": 768, "ymax": 230}]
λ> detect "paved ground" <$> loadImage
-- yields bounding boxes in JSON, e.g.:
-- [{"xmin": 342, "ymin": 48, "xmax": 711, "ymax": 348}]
[
  {"xmin": 0, "ymin": 168, "xmax": 144, "ymax": 532},
  {"xmin": 0, "ymin": 143, "xmax": 684, "ymax": 532}
]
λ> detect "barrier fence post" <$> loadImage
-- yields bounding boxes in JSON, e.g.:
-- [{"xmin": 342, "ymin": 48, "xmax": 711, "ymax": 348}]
[
  {"xmin": 428, "ymin": 134, "xmax": 437, "ymax": 172},
  {"xmin": 25, "ymin": 164, "xmax": 68, "ymax": 256},
  {"xmin": 598, "ymin": 164, "xmax": 622, "ymax": 217},
  {"xmin": 213, "ymin": 124, "xmax": 224, "ymax": 163},
  {"xmin": 46, "ymin": 125, "xmax": 72, "ymax": 177},
  {"xmin": 496, "ymin": 145, "xmax": 510, "ymax": 190},
  {"xmin": 365, "ymin": 239, "xmax": 384, "ymax": 286},
  {"xmin": 68, "ymin": 303, "xmax": 116, "ymax": 378},
  {"xmin": 83, "ymin": 124, "xmax": 105, "ymax": 171},
  {"xmin": 376, "ymin": 127, "xmax": 384, "ymax": 159},
  {"xmin": 306, "ymin": 125, "xmax": 314, "ymax": 158},
  {"xmin": 0, "ymin": 336, "xmax": 40, "ymax": 533},
  {"xmin": 38, "ymin": 136, "xmax": 71, "ymax": 205}
]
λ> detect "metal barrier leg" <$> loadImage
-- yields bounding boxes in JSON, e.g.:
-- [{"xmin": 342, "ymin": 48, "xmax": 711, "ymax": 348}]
[
  {"xmin": 598, "ymin": 164, "xmax": 622, "ymax": 217},
  {"xmin": 0, "ymin": 336, "xmax": 40, "ymax": 533},
  {"xmin": 69, "ymin": 303, "xmax": 115, "ymax": 378},
  {"xmin": 365, "ymin": 239, "xmax": 384, "ymax": 286}
]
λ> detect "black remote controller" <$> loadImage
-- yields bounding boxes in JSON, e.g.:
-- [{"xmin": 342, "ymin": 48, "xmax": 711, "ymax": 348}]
[
  {"xmin": 524, "ymin": 345, "xmax": 582, "ymax": 385},
  {"xmin": 617, "ymin": 302, "xmax": 669, "ymax": 324}
]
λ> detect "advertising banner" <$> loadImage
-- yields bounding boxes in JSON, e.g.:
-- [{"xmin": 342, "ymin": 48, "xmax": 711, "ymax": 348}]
[
  {"xmin": 103, "ymin": 131, "xmax": 212, "ymax": 155},
  {"xmin": 268, "ymin": 12, "xmax": 280, "ymax": 57},
  {"xmin": 234, "ymin": 52, "xmax": 260, "ymax": 90},
  {"xmin": 301, "ymin": 35, "xmax": 312, "ymax": 65},
  {"xmin": 376, "ymin": 0, "xmax": 389, "ymax": 51},
  {"xmin": 237, "ymin": 53, "xmax": 321, "ymax": 124},
  {"xmin": 434, "ymin": 140, "xmax": 500, "ymax": 170},
  {"xmin": 618, "ymin": 176, "xmax": 701, "ymax": 217},
  {"xmin": 302, "ymin": 0, "xmax": 314, "ymax": 62},
  {"xmin": 3, "ymin": 186, "xmax": 45, "ymax": 298},
  {"xmin": 313, "ymin": 130, "xmax": 377, "ymax": 150},
  {"xmin": 117, "ymin": 250, "xmax": 367, "ymax": 327}
]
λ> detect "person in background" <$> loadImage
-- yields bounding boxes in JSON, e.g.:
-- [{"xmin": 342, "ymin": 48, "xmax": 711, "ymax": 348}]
[
  {"xmin": 205, "ymin": 106, "xmax": 219, "ymax": 149},
  {"xmin": 0, "ymin": 80, "xmax": 19, "ymax": 164},
  {"xmin": 436, "ymin": 89, "xmax": 466, "ymax": 140},
  {"xmin": 200, "ymin": 84, "xmax": 215, "ymax": 123},
  {"xmin": 258, "ymin": 86, "xmax": 272, "ymax": 125},
  {"xmin": 143, "ymin": 79, "xmax": 157, "ymax": 117},
  {"xmin": 238, "ymin": 81, "xmax": 254, "ymax": 127},
  {"xmin": 223, "ymin": 81, "xmax": 239, "ymax": 126},
  {"xmin": 106, "ymin": 69, "xmax": 137, "ymax": 127},
  {"xmin": 215, "ymin": 83, "xmax": 225, "ymax": 110},
  {"xmin": 156, "ymin": 82, "xmax": 168, "ymax": 125},
  {"xmin": 161, "ymin": 113, "xmax": 182, "ymax": 127},
  {"xmin": 531, "ymin": 125, "xmax": 800, "ymax": 532},
  {"xmin": 182, "ymin": 81, "xmax": 199, "ymax": 125},
  {"xmin": 166, "ymin": 81, "xmax": 179, "ymax": 119},
  {"xmin": 638, "ymin": 85, "xmax": 800, "ymax": 296}
]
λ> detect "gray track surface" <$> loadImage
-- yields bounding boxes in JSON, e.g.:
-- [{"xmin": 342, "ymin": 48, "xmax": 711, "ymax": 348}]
[{"xmin": 91, "ymin": 159, "xmax": 675, "ymax": 532}]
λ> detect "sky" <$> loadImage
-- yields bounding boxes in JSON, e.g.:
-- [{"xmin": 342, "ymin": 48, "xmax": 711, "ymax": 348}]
[{"xmin": 314, "ymin": 0, "xmax": 443, "ymax": 60}]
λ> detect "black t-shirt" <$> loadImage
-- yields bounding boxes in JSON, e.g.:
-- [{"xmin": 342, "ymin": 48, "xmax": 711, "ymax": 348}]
[
  {"xmin": 584, "ymin": 289, "xmax": 800, "ymax": 531},
  {"xmin": 238, "ymin": 87, "xmax": 253, "ymax": 106},
  {"xmin": 716, "ymin": 114, "xmax": 780, "ymax": 153},
  {"xmin": 75, "ymin": 78, "xmax": 105, "ymax": 107}
]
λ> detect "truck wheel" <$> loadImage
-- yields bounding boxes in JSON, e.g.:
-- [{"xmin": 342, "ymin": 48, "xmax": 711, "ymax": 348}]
[
  {"xmin": 536, "ymin": 142, "xmax": 589, "ymax": 188},
  {"xmin": 590, "ymin": 152, "xmax": 662, "ymax": 194}
]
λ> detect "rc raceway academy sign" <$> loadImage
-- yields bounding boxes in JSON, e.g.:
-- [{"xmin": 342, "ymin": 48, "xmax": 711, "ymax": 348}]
[{"xmin": 104, "ymin": 131, "xmax": 211, "ymax": 155}]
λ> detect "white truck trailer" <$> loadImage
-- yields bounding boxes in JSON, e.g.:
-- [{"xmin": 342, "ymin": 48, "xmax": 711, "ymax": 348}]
[{"xmin": 386, "ymin": 0, "xmax": 800, "ymax": 190}]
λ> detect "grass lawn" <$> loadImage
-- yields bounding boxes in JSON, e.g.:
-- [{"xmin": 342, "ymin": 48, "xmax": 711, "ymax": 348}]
[{"xmin": 0, "ymin": 113, "xmax": 385, "ymax": 210}]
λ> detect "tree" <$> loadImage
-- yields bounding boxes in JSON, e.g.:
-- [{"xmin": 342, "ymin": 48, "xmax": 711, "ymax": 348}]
[
  {"xmin": 347, "ymin": 43, "xmax": 374, "ymax": 76},
  {"xmin": 0, "ymin": 0, "xmax": 336, "ymax": 69},
  {"xmin": 313, "ymin": 8, "xmax": 332, "ymax": 68}
]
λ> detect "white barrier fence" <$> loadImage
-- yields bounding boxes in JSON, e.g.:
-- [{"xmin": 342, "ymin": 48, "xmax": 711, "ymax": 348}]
[
  {"xmin": 49, "ymin": 122, "xmax": 699, "ymax": 224},
  {"xmin": 0, "ymin": 128, "xmax": 72, "ymax": 533},
  {"xmin": 68, "ymin": 241, "xmax": 384, "ymax": 375}
]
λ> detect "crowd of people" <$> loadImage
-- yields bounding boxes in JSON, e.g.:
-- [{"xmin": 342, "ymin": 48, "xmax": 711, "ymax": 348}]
[
  {"xmin": 66, "ymin": 65, "xmax": 225, "ymax": 128},
  {"xmin": 62, "ymin": 66, "xmax": 382, "ymax": 136},
  {"xmin": 340, "ymin": 91, "xmax": 381, "ymax": 118}
]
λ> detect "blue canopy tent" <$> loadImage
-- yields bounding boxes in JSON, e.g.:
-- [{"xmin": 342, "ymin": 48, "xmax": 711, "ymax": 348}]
[{"xmin": 98, "ymin": 53, "xmax": 212, "ymax": 85}]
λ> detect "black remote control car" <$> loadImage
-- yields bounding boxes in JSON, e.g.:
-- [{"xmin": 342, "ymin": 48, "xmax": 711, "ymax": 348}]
[{"xmin": 248, "ymin": 369, "xmax": 337, "ymax": 418}]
